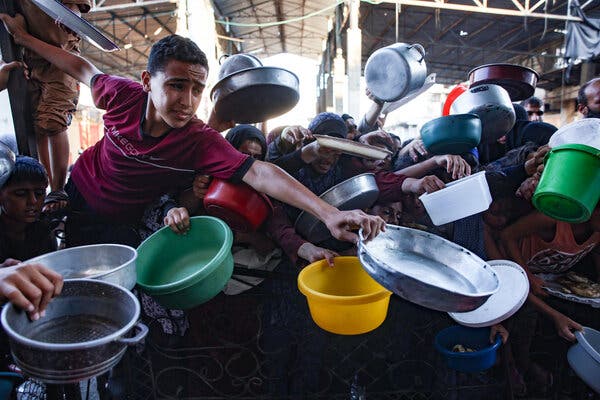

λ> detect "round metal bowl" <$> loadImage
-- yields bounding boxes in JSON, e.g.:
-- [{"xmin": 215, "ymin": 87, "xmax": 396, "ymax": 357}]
[
  {"xmin": 211, "ymin": 67, "xmax": 300, "ymax": 123},
  {"xmin": 0, "ymin": 140, "xmax": 16, "ymax": 188},
  {"xmin": 1, "ymin": 279, "xmax": 147, "ymax": 384},
  {"xmin": 24, "ymin": 244, "xmax": 137, "ymax": 290},
  {"xmin": 295, "ymin": 173, "xmax": 380, "ymax": 244},
  {"xmin": 357, "ymin": 225, "xmax": 499, "ymax": 312}
]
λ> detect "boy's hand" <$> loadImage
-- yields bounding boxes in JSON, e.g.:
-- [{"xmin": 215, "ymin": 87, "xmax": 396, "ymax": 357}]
[
  {"xmin": 324, "ymin": 209, "xmax": 385, "ymax": 244},
  {"xmin": 0, "ymin": 59, "xmax": 26, "ymax": 91},
  {"xmin": 281, "ymin": 125, "xmax": 312, "ymax": 148},
  {"xmin": 400, "ymin": 139, "xmax": 428, "ymax": 161},
  {"xmin": 164, "ymin": 207, "xmax": 190, "ymax": 235},
  {"xmin": 434, "ymin": 155, "xmax": 471, "ymax": 180},
  {"xmin": 207, "ymin": 108, "xmax": 235, "ymax": 132},
  {"xmin": 297, "ymin": 243, "xmax": 339, "ymax": 267},
  {"xmin": 552, "ymin": 312, "xmax": 582, "ymax": 341},
  {"xmin": 0, "ymin": 262, "xmax": 63, "ymax": 321},
  {"xmin": 490, "ymin": 324, "xmax": 509, "ymax": 344},
  {"xmin": 402, "ymin": 175, "xmax": 445, "ymax": 195},
  {"xmin": 0, "ymin": 13, "xmax": 28, "ymax": 46},
  {"xmin": 192, "ymin": 175, "xmax": 211, "ymax": 201}
]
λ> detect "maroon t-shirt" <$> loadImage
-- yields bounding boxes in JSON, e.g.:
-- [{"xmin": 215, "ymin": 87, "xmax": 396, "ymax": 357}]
[{"xmin": 70, "ymin": 74, "xmax": 251, "ymax": 222}]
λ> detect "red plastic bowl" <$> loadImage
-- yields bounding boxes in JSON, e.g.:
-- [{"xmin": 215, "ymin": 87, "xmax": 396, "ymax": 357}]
[
  {"xmin": 442, "ymin": 83, "xmax": 468, "ymax": 116},
  {"xmin": 203, "ymin": 178, "xmax": 273, "ymax": 232}
]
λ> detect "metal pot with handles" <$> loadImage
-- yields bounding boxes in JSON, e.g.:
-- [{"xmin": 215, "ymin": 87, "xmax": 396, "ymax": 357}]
[
  {"xmin": 450, "ymin": 84, "xmax": 516, "ymax": 144},
  {"xmin": 365, "ymin": 43, "xmax": 427, "ymax": 103},
  {"xmin": 1, "ymin": 279, "xmax": 148, "ymax": 384},
  {"xmin": 0, "ymin": 141, "xmax": 16, "ymax": 188}
]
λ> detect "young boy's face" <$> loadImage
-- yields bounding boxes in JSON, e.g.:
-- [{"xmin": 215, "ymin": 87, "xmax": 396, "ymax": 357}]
[
  {"xmin": 144, "ymin": 59, "xmax": 208, "ymax": 129},
  {"xmin": 0, "ymin": 181, "xmax": 46, "ymax": 224}
]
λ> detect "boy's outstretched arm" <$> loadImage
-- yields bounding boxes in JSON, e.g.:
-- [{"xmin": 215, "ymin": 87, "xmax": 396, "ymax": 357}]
[{"xmin": 0, "ymin": 13, "xmax": 102, "ymax": 86}]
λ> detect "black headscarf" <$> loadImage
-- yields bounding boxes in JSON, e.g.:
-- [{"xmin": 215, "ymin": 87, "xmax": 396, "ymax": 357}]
[{"xmin": 225, "ymin": 124, "xmax": 267, "ymax": 161}]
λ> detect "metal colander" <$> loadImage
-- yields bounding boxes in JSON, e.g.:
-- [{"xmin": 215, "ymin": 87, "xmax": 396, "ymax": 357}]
[
  {"xmin": 26, "ymin": 314, "xmax": 119, "ymax": 344},
  {"xmin": 1, "ymin": 279, "xmax": 147, "ymax": 384}
]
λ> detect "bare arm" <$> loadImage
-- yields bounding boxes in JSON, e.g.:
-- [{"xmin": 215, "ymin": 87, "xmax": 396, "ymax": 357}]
[
  {"xmin": 0, "ymin": 13, "xmax": 102, "ymax": 86},
  {"xmin": 242, "ymin": 161, "xmax": 385, "ymax": 243}
]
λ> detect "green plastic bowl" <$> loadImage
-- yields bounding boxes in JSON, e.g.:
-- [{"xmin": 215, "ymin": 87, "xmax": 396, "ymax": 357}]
[
  {"xmin": 136, "ymin": 216, "xmax": 234, "ymax": 309},
  {"xmin": 533, "ymin": 143, "xmax": 600, "ymax": 223},
  {"xmin": 421, "ymin": 113, "xmax": 482, "ymax": 155}
]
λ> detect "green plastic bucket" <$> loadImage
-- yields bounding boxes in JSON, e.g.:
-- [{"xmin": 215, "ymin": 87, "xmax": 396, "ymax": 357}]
[
  {"xmin": 136, "ymin": 216, "xmax": 234, "ymax": 309},
  {"xmin": 533, "ymin": 143, "xmax": 600, "ymax": 223}
]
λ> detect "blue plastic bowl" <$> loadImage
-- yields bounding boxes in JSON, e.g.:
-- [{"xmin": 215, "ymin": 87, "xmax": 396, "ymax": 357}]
[
  {"xmin": 0, "ymin": 372, "xmax": 23, "ymax": 399},
  {"xmin": 434, "ymin": 325, "xmax": 502, "ymax": 372}
]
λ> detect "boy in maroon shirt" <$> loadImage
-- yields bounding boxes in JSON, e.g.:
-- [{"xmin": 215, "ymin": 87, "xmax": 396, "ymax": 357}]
[{"xmin": 0, "ymin": 14, "xmax": 385, "ymax": 246}]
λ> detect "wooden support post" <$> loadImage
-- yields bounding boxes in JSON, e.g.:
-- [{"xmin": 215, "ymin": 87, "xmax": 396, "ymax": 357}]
[{"xmin": 0, "ymin": 0, "xmax": 36, "ymax": 156}]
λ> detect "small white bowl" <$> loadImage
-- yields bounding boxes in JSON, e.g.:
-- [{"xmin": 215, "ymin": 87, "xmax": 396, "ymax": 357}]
[{"xmin": 419, "ymin": 171, "xmax": 492, "ymax": 226}]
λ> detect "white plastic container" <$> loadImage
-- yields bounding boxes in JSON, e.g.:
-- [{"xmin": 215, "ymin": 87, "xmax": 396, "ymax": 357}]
[
  {"xmin": 549, "ymin": 118, "xmax": 600, "ymax": 150},
  {"xmin": 419, "ymin": 171, "xmax": 492, "ymax": 226}
]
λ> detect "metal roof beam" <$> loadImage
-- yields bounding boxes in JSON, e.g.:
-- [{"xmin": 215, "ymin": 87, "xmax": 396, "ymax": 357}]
[
  {"xmin": 274, "ymin": 0, "xmax": 286, "ymax": 53},
  {"xmin": 375, "ymin": 0, "xmax": 582, "ymax": 21},
  {"xmin": 90, "ymin": 0, "xmax": 176, "ymax": 12}
]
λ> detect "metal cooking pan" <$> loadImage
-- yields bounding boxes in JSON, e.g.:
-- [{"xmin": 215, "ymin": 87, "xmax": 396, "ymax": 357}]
[
  {"xmin": 0, "ymin": 141, "xmax": 15, "ymax": 188},
  {"xmin": 30, "ymin": 0, "xmax": 119, "ymax": 52},
  {"xmin": 357, "ymin": 225, "xmax": 499, "ymax": 312},
  {"xmin": 295, "ymin": 173, "xmax": 379, "ymax": 244},
  {"xmin": 211, "ymin": 67, "xmax": 300, "ymax": 124},
  {"xmin": 469, "ymin": 63, "xmax": 539, "ymax": 101}
]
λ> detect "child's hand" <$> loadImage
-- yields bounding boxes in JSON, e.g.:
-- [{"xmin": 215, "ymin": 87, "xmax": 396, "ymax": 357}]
[
  {"xmin": 0, "ymin": 262, "xmax": 63, "ymax": 321},
  {"xmin": 0, "ymin": 13, "xmax": 29, "ymax": 46},
  {"xmin": 434, "ymin": 155, "xmax": 471, "ymax": 180},
  {"xmin": 490, "ymin": 324, "xmax": 509, "ymax": 344},
  {"xmin": 552, "ymin": 312, "xmax": 582, "ymax": 341},
  {"xmin": 297, "ymin": 242, "xmax": 339, "ymax": 267},
  {"xmin": 164, "ymin": 207, "xmax": 190, "ymax": 235},
  {"xmin": 192, "ymin": 175, "xmax": 211, "ymax": 201},
  {"xmin": 0, "ymin": 59, "xmax": 26, "ymax": 91},
  {"xmin": 403, "ymin": 175, "xmax": 445, "ymax": 195}
]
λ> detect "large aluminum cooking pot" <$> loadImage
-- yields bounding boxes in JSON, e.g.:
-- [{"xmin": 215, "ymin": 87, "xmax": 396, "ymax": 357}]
[
  {"xmin": 295, "ymin": 173, "xmax": 379, "ymax": 244},
  {"xmin": 357, "ymin": 225, "xmax": 499, "ymax": 312},
  {"xmin": 211, "ymin": 53, "xmax": 299, "ymax": 124},
  {"xmin": 0, "ymin": 140, "xmax": 16, "ymax": 188},
  {"xmin": 450, "ymin": 84, "xmax": 516, "ymax": 144},
  {"xmin": 365, "ymin": 43, "xmax": 427, "ymax": 103},
  {"xmin": 24, "ymin": 244, "xmax": 137, "ymax": 290},
  {"xmin": 1, "ymin": 279, "xmax": 148, "ymax": 384},
  {"xmin": 469, "ymin": 63, "xmax": 539, "ymax": 102}
]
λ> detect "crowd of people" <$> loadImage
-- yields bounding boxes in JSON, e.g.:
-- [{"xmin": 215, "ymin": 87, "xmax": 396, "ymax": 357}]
[{"xmin": 0, "ymin": 6, "xmax": 599, "ymax": 398}]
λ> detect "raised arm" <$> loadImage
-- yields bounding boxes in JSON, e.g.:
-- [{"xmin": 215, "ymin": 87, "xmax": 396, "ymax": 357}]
[
  {"xmin": 243, "ymin": 160, "xmax": 385, "ymax": 243},
  {"xmin": 0, "ymin": 13, "xmax": 102, "ymax": 86}
]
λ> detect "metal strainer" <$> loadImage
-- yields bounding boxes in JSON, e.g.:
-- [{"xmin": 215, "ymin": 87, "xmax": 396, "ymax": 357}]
[{"xmin": 1, "ymin": 279, "xmax": 147, "ymax": 384}]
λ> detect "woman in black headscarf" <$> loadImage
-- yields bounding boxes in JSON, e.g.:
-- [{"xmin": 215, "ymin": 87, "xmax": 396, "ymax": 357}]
[{"xmin": 225, "ymin": 124, "xmax": 267, "ymax": 161}]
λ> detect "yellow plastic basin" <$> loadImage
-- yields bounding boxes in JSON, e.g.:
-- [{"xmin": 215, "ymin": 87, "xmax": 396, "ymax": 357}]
[{"xmin": 298, "ymin": 256, "xmax": 392, "ymax": 335}]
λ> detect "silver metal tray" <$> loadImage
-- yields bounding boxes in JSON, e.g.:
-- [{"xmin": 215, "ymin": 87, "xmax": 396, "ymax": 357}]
[
  {"xmin": 537, "ymin": 273, "xmax": 600, "ymax": 308},
  {"xmin": 31, "ymin": 0, "xmax": 119, "ymax": 52},
  {"xmin": 358, "ymin": 225, "xmax": 499, "ymax": 312},
  {"xmin": 295, "ymin": 173, "xmax": 379, "ymax": 244}
]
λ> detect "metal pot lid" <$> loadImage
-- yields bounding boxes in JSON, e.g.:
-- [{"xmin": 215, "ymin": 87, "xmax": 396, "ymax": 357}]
[
  {"xmin": 30, "ymin": 0, "xmax": 119, "ymax": 52},
  {"xmin": 211, "ymin": 67, "xmax": 300, "ymax": 123},
  {"xmin": 295, "ymin": 173, "xmax": 379, "ymax": 243},
  {"xmin": 0, "ymin": 140, "xmax": 16, "ymax": 188},
  {"xmin": 448, "ymin": 260, "xmax": 529, "ymax": 327}
]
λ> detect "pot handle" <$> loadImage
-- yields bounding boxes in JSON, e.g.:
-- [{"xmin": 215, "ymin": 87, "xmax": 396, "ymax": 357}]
[
  {"xmin": 408, "ymin": 44, "xmax": 426, "ymax": 63},
  {"xmin": 117, "ymin": 322, "xmax": 149, "ymax": 346}
]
